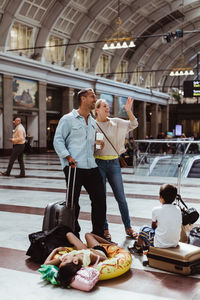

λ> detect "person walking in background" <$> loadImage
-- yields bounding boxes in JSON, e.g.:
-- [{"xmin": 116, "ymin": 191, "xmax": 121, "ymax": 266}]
[
  {"xmin": 1, "ymin": 117, "xmax": 26, "ymax": 178},
  {"xmin": 53, "ymin": 88, "xmax": 106, "ymax": 239},
  {"xmin": 94, "ymin": 97, "xmax": 138, "ymax": 240}
]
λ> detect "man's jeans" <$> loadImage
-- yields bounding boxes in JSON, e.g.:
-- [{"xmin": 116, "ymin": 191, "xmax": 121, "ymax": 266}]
[{"xmin": 96, "ymin": 158, "xmax": 131, "ymax": 229}]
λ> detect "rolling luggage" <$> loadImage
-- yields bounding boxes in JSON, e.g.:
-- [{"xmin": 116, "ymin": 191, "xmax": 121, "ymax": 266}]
[
  {"xmin": 146, "ymin": 242, "xmax": 200, "ymax": 275},
  {"xmin": 42, "ymin": 166, "xmax": 76, "ymax": 232}
]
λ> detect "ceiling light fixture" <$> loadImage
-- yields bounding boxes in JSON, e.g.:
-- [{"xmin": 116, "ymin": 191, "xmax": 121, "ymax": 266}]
[
  {"xmin": 102, "ymin": 0, "xmax": 135, "ymax": 50},
  {"xmin": 169, "ymin": 54, "xmax": 194, "ymax": 76},
  {"xmin": 169, "ymin": 0, "xmax": 194, "ymax": 77}
]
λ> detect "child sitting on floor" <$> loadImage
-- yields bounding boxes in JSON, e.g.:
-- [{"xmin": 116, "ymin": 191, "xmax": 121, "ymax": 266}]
[
  {"xmin": 129, "ymin": 184, "xmax": 182, "ymax": 254},
  {"xmin": 44, "ymin": 232, "xmax": 112, "ymax": 287}
]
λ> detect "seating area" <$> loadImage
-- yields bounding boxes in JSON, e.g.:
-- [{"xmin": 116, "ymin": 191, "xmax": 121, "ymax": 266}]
[{"xmin": 0, "ymin": 152, "xmax": 200, "ymax": 299}]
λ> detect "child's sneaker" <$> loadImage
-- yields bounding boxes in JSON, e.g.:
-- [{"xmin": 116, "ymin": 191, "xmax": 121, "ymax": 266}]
[{"xmin": 128, "ymin": 241, "xmax": 143, "ymax": 254}]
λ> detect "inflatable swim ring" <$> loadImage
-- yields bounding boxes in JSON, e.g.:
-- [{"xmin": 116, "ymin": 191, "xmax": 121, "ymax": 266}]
[
  {"xmin": 94, "ymin": 244, "xmax": 132, "ymax": 280},
  {"xmin": 53, "ymin": 244, "xmax": 132, "ymax": 280}
]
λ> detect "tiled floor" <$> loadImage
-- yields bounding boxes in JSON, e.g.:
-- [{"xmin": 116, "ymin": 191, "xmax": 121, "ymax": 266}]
[{"xmin": 0, "ymin": 153, "xmax": 200, "ymax": 300}]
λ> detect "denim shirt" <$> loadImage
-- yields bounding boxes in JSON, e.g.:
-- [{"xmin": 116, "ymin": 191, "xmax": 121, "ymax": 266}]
[{"xmin": 53, "ymin": 109, "xmax": 97, "ymax": 169}]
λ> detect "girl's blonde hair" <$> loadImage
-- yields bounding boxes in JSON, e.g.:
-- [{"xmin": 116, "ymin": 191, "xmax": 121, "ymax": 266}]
[{"xmin": 95, "ymin": 99, "xmax": 107, "ymax": 116}]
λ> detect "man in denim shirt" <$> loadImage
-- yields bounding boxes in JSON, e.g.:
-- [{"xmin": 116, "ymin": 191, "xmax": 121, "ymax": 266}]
[{"xmin": 54, "ymin": 88, "xmax": 106, "ymax": 238}]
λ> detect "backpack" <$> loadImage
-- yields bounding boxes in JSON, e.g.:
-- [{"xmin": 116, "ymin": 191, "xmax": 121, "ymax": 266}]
[
  {"xmin": 189, "ymin": 227, "xmax": 200, "ymax": 247},
  {"xmin": 26, "ymin": 225, "xmax": 72, "ymax": 263}
]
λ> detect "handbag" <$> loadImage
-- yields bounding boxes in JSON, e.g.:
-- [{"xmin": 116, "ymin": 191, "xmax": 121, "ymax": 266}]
[
  {"xmin": 119, "ymin": 156, "xmax": 128, "ymax": 168},
  {"xmin": 24, "ymin": 139, "xmax": 32, "ymax": 153},
  {"xmin": 176, "ymin": 194, "xmax": 199, "ymax": 226},
  {"xmin": 96, "ymin": 123, "xmax": 127, "ymax": 168}
]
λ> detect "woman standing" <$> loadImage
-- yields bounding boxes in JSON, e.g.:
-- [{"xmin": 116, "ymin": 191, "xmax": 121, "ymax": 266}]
[{"xmin": 95, "ymin": 97, "xmax": 138, "ymax": 240}]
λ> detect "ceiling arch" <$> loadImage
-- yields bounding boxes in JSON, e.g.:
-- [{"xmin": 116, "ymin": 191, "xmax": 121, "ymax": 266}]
[{"xmin": 0, "ymin": 0, "xmax": 199, "ymax": 93}]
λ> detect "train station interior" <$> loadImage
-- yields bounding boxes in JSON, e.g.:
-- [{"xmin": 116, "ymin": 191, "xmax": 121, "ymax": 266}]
[{"xmin": 0, "ymin": 1, "xmax": 200, "ymax": 299}]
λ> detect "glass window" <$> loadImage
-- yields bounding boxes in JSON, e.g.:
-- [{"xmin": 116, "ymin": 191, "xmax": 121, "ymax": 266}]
[
  {"xmin": 132, "ymin": 66, "xmax": 143, "ymax": 86},
  {"xmin": 45, "ymin": 35, "xmax": 65, "ymax": 65},
  {"xmin": 73, "ymin": 46, "xmax": 90, "ymax": 72},
  {"xmin": 9, "ymin": 22, "xmax": 34, "ymax": 56},
  {"xmin": 146, "ymin": 73, "xmax": 154, "ymax": 89},
  {"xmin": 96, "ymin": 54, "xmax": 110, "ymax": 76},
  {"xmin": 116, "ymin": 60, "xmax": 128, "ymax": 83}
]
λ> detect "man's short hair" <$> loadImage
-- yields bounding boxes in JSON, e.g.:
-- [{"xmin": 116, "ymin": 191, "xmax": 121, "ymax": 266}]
[
  {"xmin": 77, "ymin": 88, "xmax": 94, "ymax": 105},
  {"xmin": 159, "ymin": 184, "xmax": 177, "ymax": 204}
]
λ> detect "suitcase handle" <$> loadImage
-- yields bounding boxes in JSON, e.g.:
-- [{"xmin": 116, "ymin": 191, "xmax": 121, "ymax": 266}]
[{"xmin": 66, "ymin": 166, "xmax": 76, "ymax": 209}]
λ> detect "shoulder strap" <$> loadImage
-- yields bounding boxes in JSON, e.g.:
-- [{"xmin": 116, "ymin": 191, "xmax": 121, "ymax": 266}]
[
  {"xmin": 176, "ymin": 194, "xmax": 188, "ymax": 209},
  {"xmin": 96, "ymin": 122, "xmax": 119, "ymax": 156}
]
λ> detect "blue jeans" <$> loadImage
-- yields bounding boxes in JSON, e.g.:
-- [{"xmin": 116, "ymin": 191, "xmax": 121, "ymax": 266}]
[{"xmin": 95, "ymin": 158, "xmax": 131, "ymax": 230}]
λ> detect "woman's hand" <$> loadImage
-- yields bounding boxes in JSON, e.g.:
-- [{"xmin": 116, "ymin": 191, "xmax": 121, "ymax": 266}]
[{"xmin": 124, "ymin": 97, "xmax": 134, "ymax": 112}]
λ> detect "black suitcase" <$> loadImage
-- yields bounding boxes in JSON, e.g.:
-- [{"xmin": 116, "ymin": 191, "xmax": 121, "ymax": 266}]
[{"xmin": 42, "ymin": 166, "xmax": 76, "ymax": 232}]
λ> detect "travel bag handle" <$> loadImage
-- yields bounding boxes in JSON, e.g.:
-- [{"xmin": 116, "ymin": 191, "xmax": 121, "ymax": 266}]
[
  {"xmin": 66, "ymin": 166, "xmax": 76, "ymax": 208},
  {"xmin": 177, "ymin": 163, "xmax": 182, "ymax": 195}
]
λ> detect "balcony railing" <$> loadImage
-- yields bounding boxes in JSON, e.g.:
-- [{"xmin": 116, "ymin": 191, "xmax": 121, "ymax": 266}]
[{"xmin": 125, "ymin": 139, "xmax": 200, "ymax": 178}]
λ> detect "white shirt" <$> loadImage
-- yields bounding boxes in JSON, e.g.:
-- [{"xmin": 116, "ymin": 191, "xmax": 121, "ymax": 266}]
[
  {"xmin": 152, "ymin": 204, "xmax": 182, "ymax": 248},
  {"xmin": 95, "ymin": 117, "xmax": 138, "ymax": 156}
]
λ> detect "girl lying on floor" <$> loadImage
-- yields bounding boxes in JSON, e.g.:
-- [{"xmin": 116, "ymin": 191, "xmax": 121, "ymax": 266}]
[{"xmin": 44, "ymin": 232, "xmax": 112, "ymax": 287}]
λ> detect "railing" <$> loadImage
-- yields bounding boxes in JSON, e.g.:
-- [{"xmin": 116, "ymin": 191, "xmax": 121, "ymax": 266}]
[{"xmin": 127, "ymin": 139, "xmax": 200, "ymax": 178}]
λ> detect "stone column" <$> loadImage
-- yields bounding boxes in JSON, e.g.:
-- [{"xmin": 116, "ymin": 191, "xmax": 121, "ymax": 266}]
[
  {"xmin": 38, "ymin": 81, "xmax": 47, "ymax": 151},
  {"xmin": 3, "ymin": 74, "xmax": 13, "ymax": 151},
  {"xmin": 138, "ymin": 101, "xmax": 146, "ymax": 139},
  {"xmin": 161, "ymin": 104, "xmax": 169, "ymax": 133},
  {"xmin": 151, "ymin": 103, "xmax": 158, "ymax": 138},
  {"xmin": 113, "ymin": 95, "xmax": 118, "ymax": 117},
  {"xmin": 62, "ymin": 87, "xmax": 74, "ymax": 115}
]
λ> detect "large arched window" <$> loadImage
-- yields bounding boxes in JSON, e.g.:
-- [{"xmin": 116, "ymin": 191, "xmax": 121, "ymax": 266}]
[
  {"xmin": 116, "ymin": 60, "xmax": 128, "ymax": 83},
  {"xmin": 45, "ymin": 35, "xmax": 65, "ymax": 65},
  {"xmin": 9, "ymin": 22, "xmax": 34, "ymax": 56},
  {"xmin": 96, "ymin": 54, "xmax": 110, "ymax": 76},
  {"xmin": 73, "ymin": 46, "xmax": 90, "ymax": 72}
]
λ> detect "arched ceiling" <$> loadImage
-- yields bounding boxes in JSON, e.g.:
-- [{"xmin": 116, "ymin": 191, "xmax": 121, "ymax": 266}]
[{"xmin": 0, "ymin": 0, "xmax": 200, "ymax": 93}]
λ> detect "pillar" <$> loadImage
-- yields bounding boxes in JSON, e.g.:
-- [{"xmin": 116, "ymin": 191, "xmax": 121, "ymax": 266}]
[
  {"xmin": 151, "ymin": 103, "xmax": 158, "ymax": 138},
  {"xmin": 38, "ymin": 81, "xmax": 47, "ymax": 151},
  {"xmin": 62, "ymin": 87, "xmax": 74, "ymax": 115},
  {"xmin": 113, "ymin": 95, "xmax": 118, "ymax": 117},
  {"xmin": 138, "ymin": 101, "xmax": 147, "ymax": 139},
  {"xmin": 161, "ymin": 104, "xmax": 169, "ymax": 133},
  {"xmin": 3, "ymin": 74, "xmax": 13, "ymax": 151}
]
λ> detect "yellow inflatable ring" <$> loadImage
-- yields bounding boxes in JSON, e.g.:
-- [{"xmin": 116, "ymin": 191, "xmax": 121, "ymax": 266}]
[{"xmin": 54, "ymin": 244, "xmax": 132, "ymax": 281}]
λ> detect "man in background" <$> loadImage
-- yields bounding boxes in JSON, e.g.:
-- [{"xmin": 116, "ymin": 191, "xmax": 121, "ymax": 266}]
[{"xmin": 1, "ymin": 117, "xmax": 26, "ymax": 178}]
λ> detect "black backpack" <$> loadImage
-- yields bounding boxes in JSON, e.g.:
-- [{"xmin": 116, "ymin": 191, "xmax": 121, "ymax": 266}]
[
  {"xmin": 189, "ymin": 227, "xmax": 200, "ymax": 247},
  {"xmin": 26, "ymin": 225, "xmax": 72, "ymax": 263}
]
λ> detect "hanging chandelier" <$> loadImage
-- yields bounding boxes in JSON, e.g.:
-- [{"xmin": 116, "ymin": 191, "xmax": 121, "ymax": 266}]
[
  {"xmin": 169, "ymin": 0, "xmax": 194, "ymax": 77},
  {"xmin": 169, "ymin": 54, "xmax": 194, "ymax": 76},
  {"xmin": 103, "ymin": 1, "xmax": 135, "ymax": 50}
]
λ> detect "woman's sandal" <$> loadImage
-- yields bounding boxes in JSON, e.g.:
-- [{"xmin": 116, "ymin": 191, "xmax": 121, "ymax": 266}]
[
  {"xmin": 126, "ymin": 228, "xmax": 138, "ymax": 239},
  {"xmin": 104, "ymin": 229, "xmax": 112, "ymax": 242}
]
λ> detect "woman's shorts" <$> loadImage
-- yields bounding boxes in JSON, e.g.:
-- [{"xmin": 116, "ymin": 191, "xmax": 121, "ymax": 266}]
[
  {"xmin": 93, "ymin": 245, "xmax": 108, "ymax": 257},
  {"xmin": 139, "ymin": 226, "xmax": 155, "ymax": 246}
]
